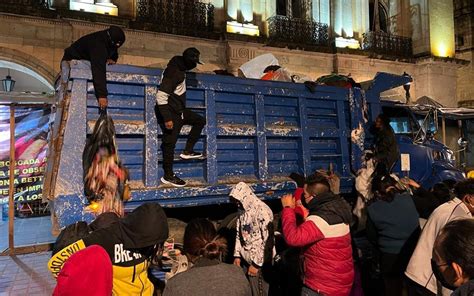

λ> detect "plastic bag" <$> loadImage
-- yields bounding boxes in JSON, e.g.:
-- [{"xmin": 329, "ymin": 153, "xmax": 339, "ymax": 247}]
[
  {"xmin": 82, "ymin": 113, "xmax": 128, "ymax": 217},
  {"xmin": 239, "ymin": 53, "xmax": 279, "ymax": 79},
  {"xmin": 261, "ymin": 67, "xmax": 292, "ymax": 82}
]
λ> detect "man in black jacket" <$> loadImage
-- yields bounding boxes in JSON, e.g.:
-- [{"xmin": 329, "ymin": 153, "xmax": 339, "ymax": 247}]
[
  {"xmin": 155, "ymin": 47, "xmax": 206, "ymax": 187},
  {"xmin": 373, "ymin": 114, "xmax": 399, "ymax": 174},
  {"xmin": 62, "ymin": 26, "xmax": 126, "ymax": 111}
]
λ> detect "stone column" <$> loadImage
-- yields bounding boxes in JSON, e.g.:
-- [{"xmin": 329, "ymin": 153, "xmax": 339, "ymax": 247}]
[
  {"xmin": 389, "ymin": 0, "xmax": 412, "ymax": 37},
  {"xmin": 428, "ymin": 0, "xmax": 455, "ymax": 57}
]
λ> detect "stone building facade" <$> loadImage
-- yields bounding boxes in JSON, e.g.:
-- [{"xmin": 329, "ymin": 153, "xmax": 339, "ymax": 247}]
[
  {"xmin": 0, "ymin": 0, "xmax": 470, "ymax": 107},
  {"xmin": 454, "ymin": 0, "xmax": 474, "ymax": 108}
]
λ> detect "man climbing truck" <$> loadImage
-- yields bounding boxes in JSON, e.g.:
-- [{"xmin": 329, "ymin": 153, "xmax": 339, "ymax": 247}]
[
  {"xmin": 155, "ymin": 47, "xmax": 206, "ymax": 188},
  {"xmin": 61, "ymin": 26, "xmax": 126, "ymax": 111}
]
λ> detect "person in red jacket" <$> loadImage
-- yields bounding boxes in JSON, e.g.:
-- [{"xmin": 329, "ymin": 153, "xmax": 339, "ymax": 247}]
[
  {"xmin": 281, "ymin": 173, "xmax": 354, "ymax": 296},
  {"xmin": 53, "ymin": 245, "xmax": 113, "ymax": 296}
]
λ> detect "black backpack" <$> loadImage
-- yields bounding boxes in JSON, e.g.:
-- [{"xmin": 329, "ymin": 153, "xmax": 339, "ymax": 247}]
[{"xmin": 52, "ymin": 221, "xmax": 91, "ymax": 255}]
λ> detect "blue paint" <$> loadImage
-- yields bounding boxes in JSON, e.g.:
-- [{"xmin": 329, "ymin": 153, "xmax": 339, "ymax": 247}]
[{"xmin": 48, "ymin": 62, "xmax": 463, "ymax": 227}]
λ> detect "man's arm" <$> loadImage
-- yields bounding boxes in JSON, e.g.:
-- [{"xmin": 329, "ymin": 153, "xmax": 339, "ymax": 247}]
[
  {"xmin": 157, "ymin": 67, "xmax": 178, "ymax": 123},
  {"xmin": 89, "ymin": 46, "xmax": 109, "ymax": 102},
  {"xmin": 281, "ymin": 208, "xmax": 324, "ymax": 247},
  {"xmin": 233, "ymin": 217, "xmax": 242, "ymax": 264},
  {"xmin": 250, "ymin": 211, "xmax": 273, "ymax": 267}
]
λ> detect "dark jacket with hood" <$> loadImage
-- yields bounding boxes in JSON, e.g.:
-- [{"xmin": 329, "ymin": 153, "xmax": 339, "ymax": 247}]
[
  {"xmin": 452, "ymin": 279, "xmax": 474, "ymax": 296},
  {"xmin": 48, "ymin": 203, "xmax": 169, "ymax": 296},
  {"xmin": 282, "ymin": 191, "xmax": 354, "ymax": 296},
  {"xmin": 366, "ymin": 191, "xmax": 420, "ymax": 255},
  {"xmin": 374, "ymin": 125, "xmax": 399, "ymax": 171},
  {"xmin": 62, "ymin": 26, "xmax": 125, "ymax": 99},
  {"xmin": 157, "ymin": 56, "xmax": 195, "ymax": 122}
]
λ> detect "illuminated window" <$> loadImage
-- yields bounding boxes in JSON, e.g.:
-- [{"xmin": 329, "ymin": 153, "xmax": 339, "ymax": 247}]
[{"xmin": 369, "ymin": 1, "xmax": 388, "ymax": 33}]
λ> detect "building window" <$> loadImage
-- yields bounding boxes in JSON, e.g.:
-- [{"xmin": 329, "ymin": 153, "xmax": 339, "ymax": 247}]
[
  {"xmin": 369, "ymin": 1, "xmax": 388, "ymax": 33},
  {"xmin": 291, "ymin": 0, "xmax": 302, "ymax": 18},
  {"xmin": 456, "ymin": 35, "xmax": 464, "ymax": 47},
  {"xmin": 276, "ymin": 0, "xmax": 287, "ymax": 16},
  {"xmin": 276, "ymin": 0, "xmax": 308, "ymax": 19}
]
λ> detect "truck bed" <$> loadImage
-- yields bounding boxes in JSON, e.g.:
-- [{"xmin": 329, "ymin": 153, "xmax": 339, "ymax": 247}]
[{"xmin": 45, "ymin": 61, "xmax": 370, "ymax": 227}]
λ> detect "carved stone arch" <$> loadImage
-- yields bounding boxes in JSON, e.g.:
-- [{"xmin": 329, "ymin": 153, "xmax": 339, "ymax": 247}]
[{"xmin": 0, "ymin": 46, "xmax": 56, "ymax": 88}]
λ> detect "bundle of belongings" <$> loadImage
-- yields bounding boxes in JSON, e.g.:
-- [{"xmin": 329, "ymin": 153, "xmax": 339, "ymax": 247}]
[
  {"xmin": 48, "ymin": 203, "xmax": 169, "ymax": 295},
  {"xmin": 305, "ymin": 74, "xmax": 361, "ymax": 93},
  {"xmin": 238, "ymin": 53, "xmax": 308, "ymax": 82},
  {"xmin": 82, "ymin": 113, "xmax": 129, "ymax": 217}
]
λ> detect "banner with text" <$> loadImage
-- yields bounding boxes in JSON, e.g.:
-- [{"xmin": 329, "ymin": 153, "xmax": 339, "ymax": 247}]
[{"xmin": 0, "ymin": 106, "xmax": 52, "ymax": 207}]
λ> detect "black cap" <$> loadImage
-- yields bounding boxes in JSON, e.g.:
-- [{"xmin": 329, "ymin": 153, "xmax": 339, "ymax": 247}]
[
  {"xmin": 183, "ymin": 47, "xmax": 203, "ymax": 65},
  {"xmin": 108, "ymin": 26, "xmax": 126, "ymax": 47}
]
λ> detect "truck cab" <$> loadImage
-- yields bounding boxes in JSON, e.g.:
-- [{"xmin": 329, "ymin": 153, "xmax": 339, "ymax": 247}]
[{"xmin": 380, "ymin": 101, "xmax": 463, "ymax": 188}]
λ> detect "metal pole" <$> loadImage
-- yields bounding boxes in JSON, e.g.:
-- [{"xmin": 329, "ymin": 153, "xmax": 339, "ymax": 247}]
[
  {"xmin": 8, "ymin": 104, "xmax": 15, "ymax": 254},
  {"xmin": 442, "ymin": 116, "xmax": 446, "ymax": 145}
]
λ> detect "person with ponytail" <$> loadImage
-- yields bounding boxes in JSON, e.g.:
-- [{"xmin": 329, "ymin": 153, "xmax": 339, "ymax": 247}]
[
  {"xmin": 366, "ymin": 174, "xmax": 420, "ymax": 296},
  {"xmin": 163, "ymin": 218, "xmax": 251, "ymax": 296}
]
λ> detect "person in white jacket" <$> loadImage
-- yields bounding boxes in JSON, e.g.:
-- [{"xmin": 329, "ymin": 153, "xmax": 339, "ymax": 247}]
[
  {"xmin": 230, "ymin": 182, "xmax": 274, "ymax": 296},
  {"xmin": 405, "ymin": 179, "xmax": 474, "ymax": 296}
]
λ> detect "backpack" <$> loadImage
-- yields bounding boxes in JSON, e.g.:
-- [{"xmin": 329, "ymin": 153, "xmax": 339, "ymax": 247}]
[{"xmin": 52, "ymin": 221, "xmax": 91, "ymax": 255}]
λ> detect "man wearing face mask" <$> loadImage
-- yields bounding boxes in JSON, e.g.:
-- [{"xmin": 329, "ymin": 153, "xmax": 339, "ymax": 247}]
[
  {"xmin": 281, "ymin": 173, "xmax": 354, "ymax": 296},
  {"xmin": 155, "ymin": 47, "xmax": 206, "ymax": 187},
  {"xmin": 431, "ymin": 219, "xmax": 474, "ymax": 296},
  {"xmin": 62, "ymin": 26, "xmax": 126, "ymax": 112},
  {"xmin": 406, "ymin": 179, "xmax": 474, "ymax": 296}
]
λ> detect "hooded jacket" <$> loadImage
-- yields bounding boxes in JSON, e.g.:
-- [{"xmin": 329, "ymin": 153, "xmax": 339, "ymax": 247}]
[
  {"xmin": 452, "ymin": 279, "xmax": 474, "ymax": 296},
  {"xmin": 62, "ymin": 26, "xmax": 125, "ymax": 99},
  {"xmin": 230, "ymin": 182, "xmax": 274, "ymax": 267},
  {"xmin": 282, "ymin": 191, "xmax": 354, "ymax": 296},
  {"xmin": 48, "ymin": 203, "xmax": 169, "ymax": 296},
  {"xmin": 157, "ymin": 56, "xmax": 194, "ymax": 122},
  {"xmin": 374, "ymin": 126, "xmax": 399, "ymax": 171},
  {"xmin": 53, "ymin": 245, "xmax": 113, "ymax": 296}
]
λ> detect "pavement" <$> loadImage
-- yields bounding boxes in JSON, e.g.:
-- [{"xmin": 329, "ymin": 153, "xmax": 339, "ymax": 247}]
[
  {"xmin": 0, "ymin": 252, "xmax": 55, "ymax": 296},
  {"xmin": 0, "ymin": 216, "xmax": 56, "ymax": 253}
]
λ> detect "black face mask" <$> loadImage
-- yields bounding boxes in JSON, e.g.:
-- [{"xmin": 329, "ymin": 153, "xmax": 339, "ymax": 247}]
[
  {"xmin": 301, "ymin": 194, "xmax": 310, "ymax": 209},
  {"xmin": 431, "ymin": 259, "xmax": 458, "ymax": 291}
]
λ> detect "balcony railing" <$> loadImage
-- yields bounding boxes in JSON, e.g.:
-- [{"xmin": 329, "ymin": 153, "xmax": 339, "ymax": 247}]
[
  {"xmin": 267, "ymin": 15, "xmax": 330, "ymax": 48},
  {"xmin": 0, "ymin": 0, "xmax": 53, "ymax": 16},
  {"xmin": 134, "ymin": 0, "xmax": 215, "ymax": 38},
  {"xmin": 362, "ymin": 31, "xmax": 413, "ymax": 58}
]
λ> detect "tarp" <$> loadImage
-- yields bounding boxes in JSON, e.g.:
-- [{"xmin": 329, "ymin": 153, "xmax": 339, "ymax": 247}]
[{"xmin": 410, "ymin": 104, "xmax": 474, "ymax": 120}]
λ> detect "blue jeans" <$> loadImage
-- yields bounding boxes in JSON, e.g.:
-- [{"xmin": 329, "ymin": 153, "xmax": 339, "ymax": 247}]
[{"xmin": 301, "ymin": 286, "xmax": 323, "ymax": 296}]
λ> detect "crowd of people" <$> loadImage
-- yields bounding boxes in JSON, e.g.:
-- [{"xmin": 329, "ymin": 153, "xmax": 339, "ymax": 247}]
[
  {"xmin": 48, "ymin": 172, "xmax": 474, "ymax": 296},
  {"xmin": 49, "ymin": 26, "xmax": 474, "ymax": 296}
]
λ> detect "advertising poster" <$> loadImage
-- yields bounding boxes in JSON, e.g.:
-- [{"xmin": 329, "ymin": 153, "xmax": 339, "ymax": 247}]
[{"xmin": 0, "ymin": 105, "xmax": 52, "ymax": 217}]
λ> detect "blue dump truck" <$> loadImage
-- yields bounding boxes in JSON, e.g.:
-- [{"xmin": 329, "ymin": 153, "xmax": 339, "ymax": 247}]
[{"xmin": 43, "ymin": 61, "xmax": 464, "ymax": 227}]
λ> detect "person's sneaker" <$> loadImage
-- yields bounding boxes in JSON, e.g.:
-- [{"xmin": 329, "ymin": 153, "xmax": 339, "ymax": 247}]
[
  {"xmin": 161, "ymin": 175, "xmax": 186, "ymax": 187},
  {"xmin": 180, "ymin": 151, "xmax": 203, "ymax": 160}
]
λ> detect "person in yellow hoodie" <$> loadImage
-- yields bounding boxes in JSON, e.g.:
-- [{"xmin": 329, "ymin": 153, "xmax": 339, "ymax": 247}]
[{"xmin": 48, "ymin": 203, "xmax": 169, "ymax": 295}]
